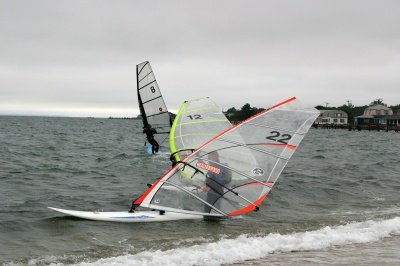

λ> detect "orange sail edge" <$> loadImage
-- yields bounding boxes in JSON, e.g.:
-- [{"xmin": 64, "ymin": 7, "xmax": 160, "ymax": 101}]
[
  {"xmin": 133, "ymin": 165, "xmax": 178, "ymax": 205},
  {"xmin": 260, "ymin": 143, "xmax": 297, "ymax": 150},
  {"xmin": 227, "ymin": 192, "xmax": 269, "ymax": 216},
  {"xmin": 133, "ymin": 178, "xmax": 161, "ymax": 206}
]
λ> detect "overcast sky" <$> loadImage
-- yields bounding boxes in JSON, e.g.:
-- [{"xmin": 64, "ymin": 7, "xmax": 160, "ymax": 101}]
[{"xmin": 1, "ymin": 0, "xmax": 399, "ymax": 117}]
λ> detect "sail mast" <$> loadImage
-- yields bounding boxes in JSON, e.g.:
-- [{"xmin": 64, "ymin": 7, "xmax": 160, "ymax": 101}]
[{"xmin": 137, "ymin": 63, "xmax": 148, "ymax": 127}]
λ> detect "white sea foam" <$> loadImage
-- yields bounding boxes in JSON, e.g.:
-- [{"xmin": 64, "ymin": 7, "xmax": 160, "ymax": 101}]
[{"xmin": 74, "ymin": 217, "xmax": 400, "ymax": 266}]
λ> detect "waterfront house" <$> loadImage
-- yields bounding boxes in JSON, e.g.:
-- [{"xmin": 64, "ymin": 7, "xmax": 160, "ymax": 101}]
[
  {"xmin": 315, "ymin": 110, "xmax": 348, "ymax": 125},
  {"xmin": 355, "ymin": 104, "xmax": 394, "ymax": 125}
]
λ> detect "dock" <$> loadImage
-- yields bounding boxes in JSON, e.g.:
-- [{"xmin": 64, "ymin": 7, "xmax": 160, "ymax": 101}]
[{"xmin": 312, "ymin": 123, "xmax": 400, "ymax": 132}]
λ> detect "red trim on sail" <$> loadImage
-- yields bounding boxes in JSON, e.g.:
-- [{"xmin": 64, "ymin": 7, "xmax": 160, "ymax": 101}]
[
  {"xmin": 242, "ymin": 97, "xmax": 296, "ymax": 124},
  {"xmin": 243, "ymin": 181, "xmax": 274, "ymax": 188},
  {"xmin": 133, "ymin": 166, "xmax": 176, "ymax": 205},
  {"xmin": 265, "ymin": 182, "xmax": 274, "ymax": 187},
  {"xmin": 227, "ymin": 192, "xmax": 269, "ymax": 216},
  {"xmin": 260, "ymin": 143, "xmax": 297, "ymax": 150},
  {"xmin": 193, "ymin": 97, "xmax": 297, "ymax": 153}
]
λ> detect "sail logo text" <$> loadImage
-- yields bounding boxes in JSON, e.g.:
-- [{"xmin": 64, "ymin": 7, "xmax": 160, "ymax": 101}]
[
  {"xmin": 196, "ymin": 162, "xmax": 221, "ymax": 174},
  {"xmin": 252, "ymin": 168, "xmax": 265, "ymax": 176}
]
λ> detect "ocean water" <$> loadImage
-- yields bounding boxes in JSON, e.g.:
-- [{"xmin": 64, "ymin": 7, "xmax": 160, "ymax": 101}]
[{"xmin": 0, "ymin": 116, "xmax": 399, "ymax": 265}]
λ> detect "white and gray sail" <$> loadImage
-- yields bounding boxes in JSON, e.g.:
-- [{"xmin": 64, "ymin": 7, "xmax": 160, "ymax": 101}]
[
  {"xmin": 134, "ymin": 97, "xmax": 319, "ymax": 217},
  {"xmin": 137, "ymin": 61, "xmax": 171, "ymax": 146}
]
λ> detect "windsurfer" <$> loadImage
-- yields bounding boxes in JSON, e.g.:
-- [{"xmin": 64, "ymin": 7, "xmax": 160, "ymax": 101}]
[
  {"xmin": 203, "ymin": 152, "xmax": 232, "ymax": 215},
  {"xmin": 143, "ymin": 124, "xmax": 159, "ymax": 154}
]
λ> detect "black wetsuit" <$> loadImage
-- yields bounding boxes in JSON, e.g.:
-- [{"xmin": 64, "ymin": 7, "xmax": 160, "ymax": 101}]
[
  {"xmin": 204, "ymin": 163, "xmax": 232, "ymax": 214},
  {"xmin": 143, "ymin": 127, "xmax": 159, "ymax": 154}
]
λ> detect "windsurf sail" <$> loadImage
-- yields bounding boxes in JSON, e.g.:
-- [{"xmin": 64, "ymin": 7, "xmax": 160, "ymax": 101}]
[
  {"xmin": 134, "ymin": 97, "xmax": 319, "ymax": 217},
  {"xmin": 137, "ymin": 61, "xmax": 171, "ymax": 146},
  {"xmin": 170, "ymin": 97, "xmax": 232, "ymax": 162}
]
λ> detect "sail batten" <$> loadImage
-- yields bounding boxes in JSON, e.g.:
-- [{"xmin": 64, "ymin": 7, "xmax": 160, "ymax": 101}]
[
  {"xmin": 139, "ymin": 80, "xmax": 157, "ymax": 90},
  {"xmin": 199, "ymin": 158, "xmax": 276, "ymax": 187},
  {"xmin": 138, "ymin": 71, "xmax": 153, "ymax": 83},
  {"xmin": 215, "ymin": 139, "xmax": 291, "ymax": 160},
  {"xmin": 162, "ymin": 180, "xmax": 228, "ymax": 216},
  {"xmin": 147, "ymin": 111, "xmax": 169, "ymax": 118},
  {"xmin": 245, "ymin": 122, "xmax": 308, "ymax": 135},
  {"xmin": 138, "ymin": 62, "xmax": 148, "ymax": 75},
  {"xmin": 142, "ymin": 95, "xmax": 163, "ymax": 104},
  {"xmin": 178, "ymin": 120, "xmax": 229, "ymax": 127}
]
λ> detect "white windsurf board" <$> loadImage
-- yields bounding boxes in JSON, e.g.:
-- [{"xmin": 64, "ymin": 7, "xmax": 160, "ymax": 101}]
[{"xmin": 48, "ymin": 207, "xmax": 202, "ymax": 223}]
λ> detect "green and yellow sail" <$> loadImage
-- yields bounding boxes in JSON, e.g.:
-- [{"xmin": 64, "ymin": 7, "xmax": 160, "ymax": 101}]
[{"xmin": 169, "ymin": 98, "xmax": 232, "ymax": 162}]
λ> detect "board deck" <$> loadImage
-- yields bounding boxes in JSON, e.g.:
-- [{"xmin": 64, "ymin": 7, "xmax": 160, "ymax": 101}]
[{"xmin": 48, "ymin": 207, "xmax": 203, "ymax": 223}]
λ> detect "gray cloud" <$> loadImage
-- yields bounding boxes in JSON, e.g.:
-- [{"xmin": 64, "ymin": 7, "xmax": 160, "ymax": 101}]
[{"xmin": 1, "ymin": 0, "xmax": 400, "ymax": 117}]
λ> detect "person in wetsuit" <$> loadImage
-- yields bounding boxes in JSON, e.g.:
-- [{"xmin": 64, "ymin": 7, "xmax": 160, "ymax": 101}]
[
  {"xmin": 143, "ymin": 124, "xmax": 159, "ymax": 154},
  {"xmin": 203, "ymin": 152, "xmax": 232, "ymax": 215}
]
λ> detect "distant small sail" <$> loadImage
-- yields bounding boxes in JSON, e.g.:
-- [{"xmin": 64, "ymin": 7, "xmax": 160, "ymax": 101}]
[
  {"xmin": 137, "ymin": 61, "xmax": 171, "ymax": 146},
  {"xmin": 135, "ymin": 97, "xmax": 319, "ymax": 218}
]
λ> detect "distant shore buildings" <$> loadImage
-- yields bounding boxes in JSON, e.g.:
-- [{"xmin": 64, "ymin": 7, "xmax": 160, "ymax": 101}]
[
  {"xmin": 354, "ymin": 104, "xmax": 399, "ymax": 126},
  {"xmin": 315, "ymin": 110, "xmax": 348, "ymax": 125},
  {"xmin": 314, "ymin": 102, "xmax": 400, "ymax": 131}
]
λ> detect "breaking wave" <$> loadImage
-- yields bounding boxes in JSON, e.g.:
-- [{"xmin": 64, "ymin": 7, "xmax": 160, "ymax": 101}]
[{"xmin": 75, "ymin": 217, "xmax": 400, "ymax": 266}]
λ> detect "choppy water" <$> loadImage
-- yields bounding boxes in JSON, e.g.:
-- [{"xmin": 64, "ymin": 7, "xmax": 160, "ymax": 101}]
[{"xmin": 0, "ymin": 116, "xmax": 399, "ymax": 265}]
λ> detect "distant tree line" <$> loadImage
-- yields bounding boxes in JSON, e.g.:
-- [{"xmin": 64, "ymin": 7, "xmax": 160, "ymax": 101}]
[
  {"xmin": 221, "ymin": 99, "xmax": 400, "ymax": 124},
  {"xmin": 224, "ymin": 103, "xmax": 265, "ymax": 124}
]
